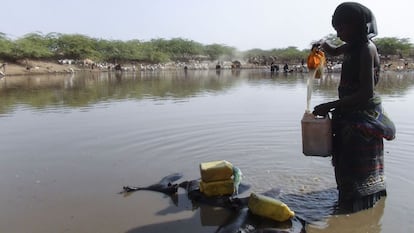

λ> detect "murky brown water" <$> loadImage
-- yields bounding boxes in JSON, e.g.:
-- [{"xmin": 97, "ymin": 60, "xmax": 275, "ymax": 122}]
[{"xmin": 1, "ymin": 70, "xmax": 413, "ymax": 233}]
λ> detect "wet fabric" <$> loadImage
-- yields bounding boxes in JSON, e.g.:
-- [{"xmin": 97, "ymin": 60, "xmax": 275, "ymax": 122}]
[
  {"xmin": 332, "ymin": 82, "xmax": 395, "ymax": 212},
  {"xmin": 343, "ymin": 96, "xmax": 396, "ymax": 140},
  {"xmin": 331, "ymin": 92, "xmax": 395, "ymax": 212},
  {"xmin": 331, "ymin": 31, "xmax": 395, "ymax": 212},
  {"xmin": 332, "ymin": 103, "xmax": 390, "ymax": 212},
  {"xmin": 332, "ymin": 111, "xmax": 395, "ymax": 212}
]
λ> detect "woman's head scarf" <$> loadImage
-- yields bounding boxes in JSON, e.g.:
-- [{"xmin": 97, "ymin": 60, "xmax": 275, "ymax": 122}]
[{"xmin": 332, "ymin": 2, "xmax": 378, "ymax": 40}]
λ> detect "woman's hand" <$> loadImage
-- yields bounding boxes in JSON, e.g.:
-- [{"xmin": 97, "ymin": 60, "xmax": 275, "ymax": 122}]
[
  {"xmin": 320, "ymin": 41, "xmax": 330, "ymax": 51},
  {"xmin": 313, "ymin": 102, "xmax": 333, "ymax": 116}
]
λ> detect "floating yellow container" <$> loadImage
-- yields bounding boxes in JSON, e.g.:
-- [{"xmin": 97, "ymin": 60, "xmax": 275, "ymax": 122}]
[
  {"xmin": 200, "ymin": 160, "xmax": 234, "ymax": 182},
  {"xmin": 248, "ymin": 193, "xmax": 295, "ymax": 222},
  {"xmin": 199, "ymin": 179, "xmax": 234, "ymax": 197}
]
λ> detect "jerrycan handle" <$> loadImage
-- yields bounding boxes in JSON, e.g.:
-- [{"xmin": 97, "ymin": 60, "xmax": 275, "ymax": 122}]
[{"xmin": 314, "ymin": 113, "xmax": 331, "ymax": 119}]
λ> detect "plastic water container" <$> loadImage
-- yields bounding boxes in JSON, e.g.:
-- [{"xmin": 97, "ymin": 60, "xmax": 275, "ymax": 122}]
[
  {"xmin": 200, "ymin": 160, "xmax": 233, "ymax": 182},
  {"xmin": 199, "ymin": 179, "xmax": 235, "ymax": 197},
  {"xmin": 248, "ymin": 193, "xmax": 295, "ymax": 222},
  {"xmin": 301, "ymin": 112, "xmax": 332, "ymax": 156}
]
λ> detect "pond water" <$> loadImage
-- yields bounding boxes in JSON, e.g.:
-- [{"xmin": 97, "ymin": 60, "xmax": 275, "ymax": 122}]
[{"xmin": 0, "ymin": 70, "xmax": 413, "ymax": 233}]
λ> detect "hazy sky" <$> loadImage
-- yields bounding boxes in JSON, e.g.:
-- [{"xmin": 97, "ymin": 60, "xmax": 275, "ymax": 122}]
[{"xmin": 1, "ymin": 0, "xmax": 412, "ymax": 50}]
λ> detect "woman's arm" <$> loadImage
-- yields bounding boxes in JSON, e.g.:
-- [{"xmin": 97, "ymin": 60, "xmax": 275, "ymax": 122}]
[
  {"xmin": 321, "ymin": 42, "xmax": 348, "ymax": 56},
  {"xmin": 313, "ymin": 42, "xmax": 376, "ymax": 116}
]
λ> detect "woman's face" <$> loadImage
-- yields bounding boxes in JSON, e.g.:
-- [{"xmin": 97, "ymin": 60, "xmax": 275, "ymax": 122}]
[{"xmin": 334, "ymin": 23, "xmax": 355, "ymax": 43}]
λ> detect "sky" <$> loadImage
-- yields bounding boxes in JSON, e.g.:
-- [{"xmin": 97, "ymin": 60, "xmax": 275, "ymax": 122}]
[{"xmin": 1, "ymin": 0, "xmax": 412, "ymax": 51}]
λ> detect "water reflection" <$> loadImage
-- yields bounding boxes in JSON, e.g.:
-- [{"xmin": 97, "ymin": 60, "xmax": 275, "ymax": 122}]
[
  {"xmin": 1, "ymin": 71, "xmax": 413, "ymax": 115},
  {"xmin": 307, "ymin": 198, "xmax": 385, "ymax": 233},
  {"xmin": 0, "ymin": 71, "xmax": 238, "ymax": 114}
]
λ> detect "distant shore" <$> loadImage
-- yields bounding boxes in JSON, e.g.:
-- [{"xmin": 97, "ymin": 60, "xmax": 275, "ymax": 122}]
[
  {"xmin": 0, "ymin": 59, "xmax": 412, "ymax": 77},
  {"xmin": 0, "ymin": 60, "xmax": 76, "ymax": 76}
]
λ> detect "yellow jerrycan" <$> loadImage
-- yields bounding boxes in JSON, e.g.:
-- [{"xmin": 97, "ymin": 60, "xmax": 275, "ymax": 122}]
[
  {"xmin": 200, "ymin": 160, "xmax": 233, "ymax": 182},
  {"xmin": 248, "ymin": 193, "xmax": 295, "ymax": 222},
  {"xmin": 199, "ymin": 179, "xmax": 235, "ymax": 197}
]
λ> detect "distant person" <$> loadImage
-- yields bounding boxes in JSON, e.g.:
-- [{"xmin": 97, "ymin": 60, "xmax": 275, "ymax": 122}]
[
  {"xmin": 270, "ymin": 62, "xmax": 280, "ymax": 73},
  {"xmin": 270, "ymin": 62, "xmax": 275, "ymax": 73},
  {"xmin": 216, "ymin": 62, "xmax": 221, "ymax": 70},
  {"xmin": 313, "ymin": 2, "xmax": 396, "ymax": 213},
  {"xmin": 0, "ymin": 63, "xmax": 6, "ymax": 75},
  {"xmin": 283, "ymin": 63, "xmax": 289, "ymax": 73}
]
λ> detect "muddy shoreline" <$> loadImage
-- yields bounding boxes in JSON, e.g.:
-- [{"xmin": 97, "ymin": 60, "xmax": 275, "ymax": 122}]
[
  {"xmin": 0, "ymin": 60, "xmax": 77, "ymax": 76},
  {"xmin": 0, "ymin": 59, "xmax": 411, "ymax": 77}
]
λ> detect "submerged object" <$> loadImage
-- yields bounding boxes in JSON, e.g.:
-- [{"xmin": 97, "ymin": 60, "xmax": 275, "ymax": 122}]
[
  {"xmin": 120, "ymin": 174, "xmax": 307, "ymax": 232},
  {"xmin": 301, "ymin": 112, "xmax": 332, "ymax": 156},
  {"xmin": 121, "ymin": 173, "xmax": 183, "ymax": 195},
  {"xmin": 248, "ymin": 193, "xmax": 295, "ymax": 222}
]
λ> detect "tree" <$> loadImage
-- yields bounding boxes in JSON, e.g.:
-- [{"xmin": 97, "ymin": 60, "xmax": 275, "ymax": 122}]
[
  {"xmin": 96, "ymin": 39, "xmax": 143, "ymax": 62},
  {"xmin": 0, "ymin": 33, "xmax": 14, "ymax": 60},
  {"xmin": 374, "ymin": 37, "xmax": 412, "ymax": 57},
  {"xmin": 150, "ymin": 38, "xmax": 205, "ymax": 61},
  {"xmin": 13, "ymin": 32, "xmax": 54, "ymax": 60},
  {"xmin": 0, "ymin": 31, "xmax": 412, "ymax": 64},
  {"xmin": 55, "ymin": 34, "xmax": 99, "ymax": 60},
  {"xmin": 213, "ymin": 45, "xmax": 236, "ymax": 61},
  {"xmin": 268, "ymin": 47, "xmax": 307, "ymax": 63}
]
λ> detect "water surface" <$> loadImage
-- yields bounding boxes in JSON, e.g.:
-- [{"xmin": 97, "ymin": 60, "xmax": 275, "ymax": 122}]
[{"xmin": 1, "ymin": 70, "xmax": 413, "ymax": 233}]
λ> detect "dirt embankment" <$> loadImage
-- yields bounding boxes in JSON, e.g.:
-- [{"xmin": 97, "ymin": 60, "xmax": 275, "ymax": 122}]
[{"xmin": 0, "ymin": 60, "xmax": 77, "ymax": 76}]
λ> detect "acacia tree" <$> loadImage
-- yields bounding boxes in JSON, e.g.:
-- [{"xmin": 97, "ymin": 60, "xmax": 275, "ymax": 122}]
[
  {"xmin": 13, "ymin": 32, "xmax": 54, "ymax": 60},
  {"xmin": 276, "ymin": 46, "xmax": 307, "ymax": 62},
  {"xmin": 0, "ymin": 31, "xmax": 412, "ymax": 63},
  {"xmin": 204, "ymin": 44, "xmax": 226, "ymax": 60},
  {"xmin": 125, "ymin": 40, "xmax": 145, "ymax": 61},
  {"xmin": 322, "ymin": 34, "xmax": 413, "ymax": 58},
  {"xmin": 44, "ymin": 32, "xmax": 61, "ymax": 57},
  {"xmin": 95, "ymin": 39, "xmax": 143, "ymax": 62},
  {"xmin": 150, "ymin": 38, "xmax": 205, "ymax": 61},
  {"xmin": 0, "ymin": 33, "xmax": 14, "ymax": 60},
  {"xmin": 374, "ymin": 37, "xmax": 412, "ymax": 58},
  {"xmin": 55, "ymin": 34, "xmax": 99, "ymax": 60}
]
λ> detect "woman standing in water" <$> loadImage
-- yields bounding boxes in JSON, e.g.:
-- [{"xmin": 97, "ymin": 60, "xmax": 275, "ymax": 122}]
[{"xmin": 313, "ymin": 2, "xmax": 396, "ymax": 213}]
